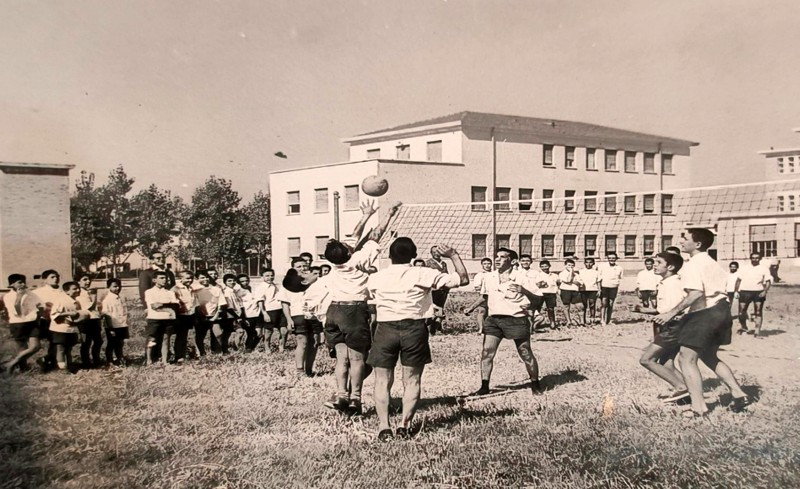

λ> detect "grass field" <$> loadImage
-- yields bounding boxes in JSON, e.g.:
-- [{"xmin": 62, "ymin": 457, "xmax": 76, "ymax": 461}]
[{"xmin": 1, "ymin": 286, "xmax": 799, "ymax": 488}]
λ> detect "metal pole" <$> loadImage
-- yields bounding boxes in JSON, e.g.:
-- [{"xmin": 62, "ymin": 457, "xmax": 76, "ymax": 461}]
[
  {"xmin": 333, "ymin": 191, "xmax": 341, "ymax": 240},
  {"xmin": 491, "ymin": 127, "xmax": 497, "ymax": 258},
  {"xmin": 658, "ymin": 143, "xmax": 664, "ymax": 247}
]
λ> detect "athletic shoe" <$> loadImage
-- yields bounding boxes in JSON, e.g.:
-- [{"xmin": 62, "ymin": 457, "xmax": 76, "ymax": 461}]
[
  {"xmin": 468, "ymin": 387, "xmax": 491, "ymax": 397},
  {"xmin": 324, "ymin": 395, "xmax": 350, "ymax": 412},
  {"xmin": 377, "ymin": 429, "xmax": 393, "ymax": 442},
  {"xmin": 729, "ymin": 396, "xmax": 752, "ymax": 413},
  {"xmin": 531, "ymin": 381, "xmax": 546, "ymax": 396},
  {"xmin": 660, "ymin": 389, "xmax": 690, "ymax": 403},
  {"xmin": 347, "ymin": 399, "xmax": 363, "ymax": 416}
]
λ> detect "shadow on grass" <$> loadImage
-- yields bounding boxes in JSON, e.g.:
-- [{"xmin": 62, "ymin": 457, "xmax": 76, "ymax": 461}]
[{"xmin": 0, "ymin": 377, "xmax": 40, "ymax": 487}]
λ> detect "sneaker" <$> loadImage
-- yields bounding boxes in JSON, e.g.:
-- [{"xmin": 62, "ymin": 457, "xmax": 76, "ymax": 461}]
[
  {"xmin": 531, "ymin": 381, "xmax": 546, "ymax": 396},
  {"xmin": 347, "ymin": 399, "xmax": 363, "ymax": 416},
  {"xmin": 729, "ymin": 396, "xmax": 752, "ymax": 413},
  {"xmin": 323, "ymin": 395, "xmax": 350, "ymax": 412},
  {"xmin": 660, "ymin": 389, "xmax": 690, "ymax": 403},
  {"xmin": 377, "ymin": 429, "xmax": 394, "ymax": 442}
]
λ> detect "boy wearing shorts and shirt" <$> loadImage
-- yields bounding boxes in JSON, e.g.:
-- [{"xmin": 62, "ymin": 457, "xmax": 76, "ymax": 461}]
[
  {"xmin": 172, "ymin": 271, "xmax": 198, "ymax": 363},
  {"xmin": 2, "ymin": 274, "xmax": 42, "ymax": 373},
  {"xmin": 144, "ymin": 271, "xmax": 179, "ymax": 364},
  {"xmin": 636, "ymin": 252, "xmax": 689, "ymax": 403},
  {"xmin": 599, "ymin": 252, "xmax": 624, "ymax": 325},
  {"xmin": 558, "ymin": 259, "xmax": 583, "ymax": 327},
  {"xmin": 49, "ymin": 282, "xmax": 85, "ymax": 372},
  {"xmin": 101, "ymin": 278, "xmax": 129, "ymax": 366},
  {"xmin": 280, "ymin": 257, "xmax": 321, "ymax": 378},
  {"xmin": 255, "ymin": 268, "xmax": 285, "ymax": 352},
  {"xmin": 580, "ymin": 258, "xmax": 601, "ymax": 325},
  {"xmin": 463, "ymin": 257, "xmax": 493, "ymax": 335},
  {"xmin": 537, "ymin": 260, "xmax": 559, "ymax": 329},
  {"xmin": 194, "ymin": 270, "xmax": 227, "ymax": 357},
  {"xmin": 76, "ymin": 273, "xmax": 103, "ymax": 368},
  {"xmin": 367, "ymin": 239, "xmax": 468, "ymax": 440},
  {"xmin": 636, "ymin": 258, "xmax": 660, "ymax": 309},
  {"xmin": 655, "ymin": 228, "xmax": 750, "ymax": 416},
  {"xmin": 736, "ymin": 252, "xmax": 771, "ymax": 337}
]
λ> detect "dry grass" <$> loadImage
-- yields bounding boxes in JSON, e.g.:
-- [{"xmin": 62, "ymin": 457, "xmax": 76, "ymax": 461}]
[{"xmin": 1, "ymin": 287, "xmax": 799, "ymax": 488}]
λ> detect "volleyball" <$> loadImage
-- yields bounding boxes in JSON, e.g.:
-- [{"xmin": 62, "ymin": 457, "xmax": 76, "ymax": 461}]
[{"xmin": 361, "ymin": 175, "xmax": 389, "ymax": 197}]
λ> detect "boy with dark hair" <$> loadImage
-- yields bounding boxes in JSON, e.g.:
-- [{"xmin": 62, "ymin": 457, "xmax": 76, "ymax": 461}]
[
  {"xmin": 2, "ymin": 274, "xmax": 42, "ymax": 373},
  {"xmin": 636, "ymin": 252, "xmax": 689, "ymax": 402},
  {"xmin": 537, "ymin": 260, "xmax": 558, "ymax": 329},
  {"xmin": 280, "ymin": 257, "xmax": 321, "ymax": 377},
  {"xmin": 254, "ymin": 268, "xmax": 285, "ymax": 352},
  {"xmin": 221, "ymin": 273, "xmax": 244, "ymax": 352},
  {"xmin": 726, "ymin": 261, "xmax": 741, "ymax": 303},
  {"xmin": 636, "ymin": 258, "xmax": 660, "ymax": 309},
  {"xmin": 172, "ymin": 271, "xmax": 197, "ymax": 363},
  {"xmin": 144, "ymin": 270, "xmax": 179, "ymax": 364},
  {"xmin": 237, "ymin": 273, "xmax": 264, "ymax": 352},
  {"xmin": 655, "ymin": 228, "xmax": 750, "ymax": 416},
  {"xmin": 194, "ymin": 269, "xmax": 227, "ymax": 357},
  {"xmin": 101, "ymin": 278, "xmax": 129, "ymax": 366},
  {"xmin": 76, "ymin": 273, "xmax": 103, "ymax": 368},
  {"xmin": 463, "ymin": 257, "xmax": 493, "ymax": 335},
  {"xmin": 299, "ymin": 252, "xmax": 314, "ymax": 268},
  {"xmin": 580, "ymin": 257, "xmax": 601, "ymax": 325},
  {"xmin": 320, "ymin": 264, "xmax": 331, "ymax": 277},
  {"xmin": 558, "ymin": 258, "xmax": 582, "ymax": 327},
  {"xmin": 599, "ymin": 252, "xmax": 624, "ymax": 325},
  {"xmin": 33, "ymin": 269, "xmax": 62, "ymax": 371},
  {"xmin": 50, "ymin": 281, "xmax": 86, "ymax": 372},
  {"xmin": 368, "ymin": 239, "xmax": 468, "ymax": 440},
  {"xmin": 736, "ymin": 252, "xmax": 771, "ymax": 337}
]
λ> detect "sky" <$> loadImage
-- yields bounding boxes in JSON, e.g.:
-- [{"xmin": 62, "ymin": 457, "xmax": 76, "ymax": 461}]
[{"xmin": 1, "ymin": 0, "xmax": 799, "ymax": 201}]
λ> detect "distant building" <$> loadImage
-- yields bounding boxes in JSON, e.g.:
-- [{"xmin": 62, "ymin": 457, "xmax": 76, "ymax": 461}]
[{"xmin": 0, "ymin": 162, "xmax": 74, "ymax": 288}]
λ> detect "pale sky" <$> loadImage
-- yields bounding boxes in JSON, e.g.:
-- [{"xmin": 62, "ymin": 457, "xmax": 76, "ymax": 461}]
[{"xmin": 1, "ymin": 0, "xmax": 799, "ymax": 200}]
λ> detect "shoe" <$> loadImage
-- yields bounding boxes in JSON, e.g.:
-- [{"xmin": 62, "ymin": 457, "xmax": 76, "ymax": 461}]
[
  {"xmin": 681, "ymin": 409, "xmax": 709, "ymax": 419},
  {"xmin": 377, "ymin": 429, "xmax": 394, "ymax": 442},
  {"xmin": 660, "ymin": 389, "xmax": 690, "ymax": 403},
  {"xmin": 395, "ymin": 427, "xmax": 411, "ymax": 439},
  {"xmin": 347, "ymin": 399, "xmax": 363, "ymax": 416},
  {"xmin": 531, "ymin": 381, "xmax": 546, "ymax": 396},
  {"xmin": 324, "ymin": 395, "xmax": 350, "ymax": 412},
  {"xmin": 468, "ymin": 387, "xmax": 491, "ymax": 397},
  {"xmin": 729, "ymin": 396, "xmax": 752, "ymax": 413}
]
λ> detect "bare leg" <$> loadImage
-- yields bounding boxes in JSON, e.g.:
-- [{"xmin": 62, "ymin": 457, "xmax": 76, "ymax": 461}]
[
  {"xmin": 400, "ymin": 365, "xmax": 425, "ymax": 428},
  {"xmin": 678, "ymin": 346, "xmax": 707, "ymax": 413},
  {"xmin": 294, "ymin": 334, "xmax": 308, "ymax": 373},
  {"xmin": 699, "ymin": 346, "xmax": 747, "ymax": 398},
  {"xmin": 348, "ymin": 348, "xmax": 367, "ymax": 400},
  {"xmin": 334, "ymin": 343, "xmax": 349, "ymax": 398},
  {"xmin": 480, "ymin": 335, "xmax": 502, "ymax": 384},
  {"xmin": 513, "ymin": 338, "xmax": 540, "ymax": 390},
  {"xmin": 5, "ymin": 337, "xmax": 41, "ymax": 371},
  {"xmin": 752, "ymin": 302, "xmax": 764, "ymax": 336},
  {"xmin": 374, "ymin": 367, "xmax": 395, "ymax": 432},
  {"xmin": 640, "ymin": 344, "xmax": 686, "ymax": 390}
]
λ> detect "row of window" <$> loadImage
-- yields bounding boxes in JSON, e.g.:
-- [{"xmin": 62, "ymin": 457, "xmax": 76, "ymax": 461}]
[
  {"xmin": 471, "ymin": 187, "xmax": 674, "ymax": 214},
  {"xmin": 470, "ymin": 234, "xmax": 674, "ymax": 260},
  {"xmin": 365, "ymin": 140, "xmax": 442, "ymax": 162},
  {"xmin": 777, "ymin": 156, "xmax": 798, "ymax": 174},
  {"xmin": 777, "ymin": 194, "xmax": 798, "ymax": 212},
  {"xmin": 542, "ymin": 146, "xmax": 674, "ymax": 174},
  {"xmin": 287, "ymin": 235, "xmax": 333, "ymax": 260},
  {"xmin": 286, "ymin": 185, "xmax": 361, "ymax": 215}
]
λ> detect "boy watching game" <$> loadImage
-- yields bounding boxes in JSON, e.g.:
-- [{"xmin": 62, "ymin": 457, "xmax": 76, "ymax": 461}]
[
  {"xmin": 101, "ymin": 278, "xmax": 129, "ymax": 366},
  {"xmin": 2, "ymin": 274, "xmax": 42, "ymax": 373},
  {"xmin": 144, "ymin": 271, "xmax": 179, "ymax": 364}
]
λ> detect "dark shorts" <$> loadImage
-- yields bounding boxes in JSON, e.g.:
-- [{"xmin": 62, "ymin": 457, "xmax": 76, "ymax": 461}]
[
  {"xmin": 653, "ymin": 319, "xmax": 681, "ymax": 351},
  {"xmin": 727, "ymin": 292, "xmax": 736, "ymax": 303},
  {"xmin": 581, "ymin": 290, "xmax": 598, "ymax": 303},
  {"xmin": 146, "ymin": 319, "xmax": 173, "ymax": 337},
  {"xmin": 739, "ymin": 290, "xmax": 765, "ymax": 304},
  {"xmin": 77, "ymin": 318, "xmax": 102, "ymax": 336},
  {"xmin": 560, "ymin": 290, "xmax": 582, "ymax": 305},
  {"xmin": 678, "ymin": 300, "xmax": 733, "ymax": 350},
  {"xmin": 483, "ymin": 315, "xmax": 531, "ymax": 340},
  {"xmin": 38, "ymin": 319, "xmax": 52, "ymax": 340},
  {"xmin": 106, "ymin": 327, "xmax": 130, "ymax": 340},
  {"xmin": 51, "ymin": 332, "xmax": 79, "ymax": 347},
  {"xmin": 291, "ymin": 316, "xmax": 323, "ymax": 335},
  {"xmin": 639, "ymin": 290, "xmax": 656, "ymax": 301},
  {"xmin": 431, "ymin": 288, "xmax": 450, "ymax": 309},
  {"xmin": 541, "ymin": 294, "xmax": 557, "ymax": 309},
  {"xmin": 368, "ymin": 319, "xmax": 431, "ymax": 369},
  {"xmin": 10, "ymin": 321, "xmax": 40, "ymax": 346},
  {"xmin": 175, "ymin": 314, "xmax": 195, "ymax": 332},
  {"xmin": 600, "ymin": 287, "xmax": 619, "ymax": 301},
  {"xmin": 325, "ymin": 302, "xmax": 372, "ymax": 356},
  {"xmin": 262, "ymin": 309, "xmax": 285, "ymax": 329}
]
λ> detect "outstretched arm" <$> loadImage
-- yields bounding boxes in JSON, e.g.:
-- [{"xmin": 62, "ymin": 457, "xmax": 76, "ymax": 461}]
[
  {"xmin": 357, "ymin": 201, "xmax": 402, "ymax": 251},
  {"xmin": 436, "ymin": 245, "xmax": 469, "ymax": 286},
  {"xmin": 350, "ymin": 200, "xmax": 378, "ymax": 244}
]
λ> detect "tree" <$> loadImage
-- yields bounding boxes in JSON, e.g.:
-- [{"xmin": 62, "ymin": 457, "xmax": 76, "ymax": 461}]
[
  {"xmin": 70, "ymin": 171, "xmax": 105, "ymax": 273},
  {"xmin": 186, "ymin": 176, "xmax": 247, "ymax": 270},
  {"xmin": 241, "ymin": 191, "xmax": 272, "ymax": 272},
  {"xmin": 131, "ymin": 184, "xmax": 184, "ymax": 259}
]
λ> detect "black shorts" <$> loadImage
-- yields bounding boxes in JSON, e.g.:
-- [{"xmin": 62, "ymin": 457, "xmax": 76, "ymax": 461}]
[
  {"xmin": 146, "ymin": 319, "xmax": 173, "ymax": 337},
  {"xmin": 51, "ymin": 332, "xmax": 79, "ymax": 347},
  {"xmin": 727, "ymin": 292, "xmax": 736, "ymax": 303},
  {"xmin": 38, "ymin": 318, "xmax": 52, "ymax": 340},
  {"xmin": 739, "ymin": 290, "xmax": 765, "ymax": 304},
  {"xmin": 559, "ymin": 290, "xmax": 582, "ymax": 305},
  {"xmin": 541, "ymin": 294, "xmax": 557, "ymax": 309},
  {"xmin": 106, "ymin": 327, "xmax": 130, "ymax": 340},
  {"xmin": 10, "ymin": 321, "xmax": 40, "ymax": 346},
  {"xmin": 431, "ymin": 288, "xmax": 450, "ymax": 309},
  {"xmin": 77, "ymin": 318, "xmax": 102, "ymax": 336},
  {"xmin": 483, "ymin": 315, "xmax": 531, "ymax": 340},
  {"xmin": 639, "ymin": 290, "xmax": 656, "ymax": 301},
  {"xmin": 581, "ymin": 290, "xmax": 598, "ymax": 303},
  {"xmin": 368, "ymin": 319, "xmax": 431, "ymax": 369},
  {"xmin": 324, "ymin": 302, "xmax": 372, "ymax": 356},
  {"xmin": 175, "ymin": 314, "xmax": 195, "ymax": 332},
  {"xmin": 600, "ymin": 287, "xmax": 619, "ymax": 301},
  {"xmin": 291, "ymin": 316, "xmax": 323, "ymax": 335},
  {"xmin": 678, "ymin": 300, "xmax": 733, "ymax": 350},
  {"xmin": 653, "ymin": 319, "xmax": 681, "ymax": 351},
  {"xmin": 262, "ymin": 309, "xmax": 285, "ymax": 329}
]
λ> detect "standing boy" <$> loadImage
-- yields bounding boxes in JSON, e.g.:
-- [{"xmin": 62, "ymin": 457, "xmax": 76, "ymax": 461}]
[
  {"xmin": 254, "ymin": 268, "xmax": 285, "ymax": 352},
  {"xmin": 76, "ymin": 273, "xmax": 103, "ymax": 368},
  {"xmin": 558, "ymin": 259, "xmax": 583, "ymax": 327},
  {"xmin": 599, "ymin": 252, "xmax": 624, "ymax": 325},
  {"xmin": 726, "ymin": 261, "xmax": 741, "ymax": 303},
  {"xmin": 736, "ymin": 252, "xmax": 771, "ymax": 337},
  {"xmin": 237, "ymin": 274, "xmax": 264, "ymax": 352},
  {"xmin": 172, "ymin": 271, "xmax": 198, "ymax": 363},
  {"xmin": 144, "ymin": 271, "xmax": 179, "ymax": 364},
  {"xmin": 280, "ymin": 257, "xmax": 320, "ymax": 378},
  {"xmin": 49, "ymin": 282, "xmax": 85, "ymax": 372},
  {"xmin": 580, "ymin": 258, "xmax": 601, "ymax": 325},
  {"xmin": 194, "ymin": 270, "xmax": 227, "ymax": 357},
  {"xmin": 101, "ymin": 278, "xmax": 129, "ymax": 366},
  {"xmin": 636, "ymin": 258, "xmax": 660, "ymax": 309},
  {"xmin": 33, "ymin": 270, "xmax": 63, "ymax": 371},
  {"xmin": 2, "ymin": 274, "xmax": 42, "ymax": 373},
  {"xmin": 463, "ymin": 257, "xmax": 493, "ymax": 335},
  {"xmin": 537, "ymin": 260, "xmax": 558, "ymax": 329}
]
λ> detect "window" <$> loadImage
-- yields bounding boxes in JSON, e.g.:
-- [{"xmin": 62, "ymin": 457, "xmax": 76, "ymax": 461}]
[
  {"xmin": 778, "ymin": 195, "xmax": 785, "ymax": 211},
  {"xmin": 565, "ymin": 147, "xmax": 576, "ymax": 169},
  {"xmin": 542, "ymin": 235, "xmax": 555, "ymax": 257},
  {"xmin": 796, "ymin": 223, "xmax": 800, "ymax": 257},
  {"xmin": 624, "ymin": 235, "xmax": 637, "ymax": 256},
  {"xmin": 427, "ymin": 140, "xmax": 442, "ymax": 162},
  {"xmin": 519, "ymin": 235, "xmax": 533, "ymax": 256},
  {"xmin": 661, "ymin": 235, "xmax": 673, "ymax": 251},
  {"xmin": 495, "ymin": 187, "xmax": 511, "ymax": 211},
  {"xmin": 564, "ymin": 235, "xmax": 576, "ymax": 257},
  {"xmin": 542, "ymin": 189, "xmax": 554, "ymax": 212},
  {"xmin": 314, "ymin": 188, "xmax": 329, "ymax": 213},
  {"xmin": 585, "ymin": 191, "xmax": 598, "ymax": 212},
  {"xmin": 287, "ymin": 237, "xmax": 301, "ymax": 258},
  {"xmin": 624, "ymin": 195, "xmax": 636, "ymax": 213},
  {"xmin": 778, "ymin": 158, "xmax": 785, "ymax": 173},
  {"xmin": 605, "ymin": 235, "xmax": 617, "ymax": 255},
  {"xmin": 519, "ymin": 188, "xmax": 534, "ymax": 212},
  {"xmin": 565, "ymin": 190, "xmax": 576, "ymax": 212},
  {"xmin": 643, "ymin": 194, "xmax": 655, "ymax": 213},
  {"xmin": 790, "ymin": 157, "xmax": 796, "ymax": 173},
  {"xmin": 605, "ymin": 150, "xmax": 618, "ymax": 171},
  {"xmin": 625, "ymin": 151, "xmax": 637, "ymax": 173},
  {"xmin": 644, "ymin": 153, "xmax": 656, "ymax": 173},
  {"xmin": 779, "ymin": 194, "xmax": 799, "ymax": 212},
  {"xmin": 750, "ymin": 225, "xmax": 777, "ymax": 257},
  {"xmin": 344, "ymin": 185, "xmax": 360, "ymax": 211},
  {"xmin": 791, "ymin": 195, "xmax": 797, "ymax": 212},
  {"xmin": 496, "ymin": 234, "xmax": 511, "ymax": 250},
  {"xmin": 396, "ymin": 144, "xmax": 410, "ymax": 160},
  {"xmin": 604, "ymin": 192, "xmax": 617, "ymax": 213},
  {"xmin": 661, "ymin": 194, "xmax": 673, "ymax": 214},
  {"xmin": 585, "ymin": 235, "xmax": 597, "ymax": 257},
  {"xmin": 662, "ymin": 154, "xmax": 673, "ymax": 174},
  {"xmin": 287, "ymin": 191, "xmax": 300, "ymax": 215},
  {"xmin": 587, "ymin": 148, "xmax": 597, "ymax": 170},
  {"xmin": 471, "ymin": 186, "xmax": 487, "ymax": 211},
  {"xmin": 315, "ymin": 236, "xmax": 329, "ymax": 258},
  {"xmin": 472, "ymin": 234, "xmax": 487, "ymax": 259},
  {"xmin": 366, "ymin": 148, "xmax": 380, "ymax": 159},
  {"xmin": 644, "ymin": 235, "xmax": 655, "ymax": 256},
  {"xmin": 543, "ymin": 145, "xmax": 554, "ymax": 167}
]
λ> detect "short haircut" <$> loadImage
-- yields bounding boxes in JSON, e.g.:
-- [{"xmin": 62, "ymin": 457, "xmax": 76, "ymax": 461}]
[
  {"xmin": 62, "ymin": 281, "xmax": 78, "ymax": 291},
  {"xmin": 644, "ymin": 258, "xmax": 654, "ymax": 264},
  {"xmin": 496, "ymin": 247, "xmax": 514, "ymax": 258},
  {"xmin": 320, "ymin": 264, "xmax": 331, "ymax": 271},
  {"xmin": 179, "ymin": 270, "xmax": 194, "ymax": 278},
  {"xmin": 106, "ymin": 278, "xmax": 121, "ymax": 288},
  {"xmin": 236, "ymin": 273, "xmax": 249, "ymax": 281},
  {"xmin": 325, "ymin": 240, "xmax": 351, "ymax": 265},
  {"xmin": 262, "ymin": 268, "xmax": 275, "ymax": 275},
  {"xmin": 412, "ymin": 259, "xmax": 426, "ymax": 266},
  {"xmin": 290, "ymin": 257, "xmax": 306, "ymax": 268},
  {"xmin": 149, "ymin": 252, "xmax": 164, "ymax": 259},
  {"xmin": 564, "ymin": 258, "xmax": 575, "ymax": 265},
  {"xmin": 665, "ymin": 246, "xmax": 681, "ymax": 255},
  {"xmin": 7, "ymin": 273, "xmax": 26, "ymax": 285},
  {"xmin": 584, "ymin": 257, "xmax": 595, "ymax": 262},
  {"xmin": 222, "ymin": 273, "xmax": 237, "ymax": 283},
  {"xmin": 480, "ymin": 257, "xmax": 492, "ymax": 263},
  {"xmin": 389, "ymin": 237, "xmax": 417, "ymax": 264},
  {"xmin": 750, "ymin": 251, "xmax": 762, "ymax": 258},
  {"xmin": 607, "ymin": 252, "xmax": 618, "ymax": 259},
  {"xmin": 74, "ymin": 272, "xmax": 90, "ymax": 282},
  {"xmin": 310, "ymin": 266, "xmax": 321, "ymax": 273},
  {"xmin": 207, "ymin": 267, "xmax": 218, "ymax": 272},
  {"xmin": 519, "ymin": 254, "xmax": 532, "ymax": 261},
  {"xmin": 730, "ymin": 261, "xmax": 739, "ymax": 267},
  {"xmin": 656, "ymin": 252, "xmax": 683, "ymax": 273},
  {"xmin": 687, "ymin": 228, "xmax": 714, "ymax": 251},
  {"xmin": 540, "ymin": 260, "xmax": 551, "ymax": 267},
  {"xmin": 41, "ymin": 269, "xmax": 59, "ymax": 279},
  {"xmin": 299, "ymin": 252, "xmax": 313, "ymax": 260},
  {"xmin": 153, "ymin": 271, "xmax": 167, "ymax": 279},
  {"xmin": 195, "ymin": 269, "xmax": 210, "ymax": 279}
]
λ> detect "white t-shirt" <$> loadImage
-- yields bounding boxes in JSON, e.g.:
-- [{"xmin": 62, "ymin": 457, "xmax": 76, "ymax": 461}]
[
  {"xmin": 656, "ymin": 275, "xmax": 685, "ymax": 314},
  {"xmin": 599, "ymin": 264, "xmax": 624, "ymax": 288},
  {"xmin": 725, "ymin": 272, "xmax": 741, "ymax": 293},
  {"xmin": 481, "ymin": 269, "xmax": 531, "ymax": 317},
  {"xmin": 49, "ymin": 293, "xmax": 80, "ymax": 334},
  {"xmin": 540, "ymin": 271, "xmax": 559, "ymax": 294},
  {"xmin": 144, "ymin": 286, "xmax": 178, "ymax": 320},
  {"xmin": 172, "ymin": 284, "xmax": 198, "ymax": 316},
  {"xmin": 472, "ymin": 270, "xmax": 490, "ymax": 293},
  {"xmin": 278, "ymin": 288, "xmax": 307, "ymax": 318},
  {"xmin": 680, "ymin": 252, "xmax": 727, "ymax": 312},
  {"xmin": 737, "ymin": 264, "xmax": 771, "ymax": 292},
  {"xmin": 2, "ymin": 290, "xmax": 40, "ymax": 323},
  {"xmin": 579, "ymin": 268, "xmax": 600, "ymax": 292},
  {"xmin": 367, "ymin": 264, "xmax": 460, "ymax": 322},
  {"xmin": 101, "ymin": 292, "xmax": 128, "ymax": 328},
  {"xmin": 636, "ymin": 269, "xmax": 660, "ymax": 291},
  {"xmin": 304, "ymin": 276, "xmax": 331, "ymax": 321},
  {"xmin": 519, "ymin": 268, "xmax": 540, "ymax": 295},
  {"xmin": 558, "ymin": 268, "xmax": 581, "ymax": 291},
  {"xmin": 254, "ymin": 282, "xmax": 281, "ymax": 312},
  {"xmin": 33, "ymin": 285, "xmax": 64, "ymax": 321},
  {"xmin": 328, "ymin": 240, "xmax": 381, "ymax": 302},
  {"xmin": 195, "ymin": 285, "xmax": 227, "ymax": 317},
  {"xmin": 237, "ymin": 287, "xmax": 262, "ymax": 319},
  {"xmin": 76, "ymin": 289, "xmax": 101, "ymax": 319}
]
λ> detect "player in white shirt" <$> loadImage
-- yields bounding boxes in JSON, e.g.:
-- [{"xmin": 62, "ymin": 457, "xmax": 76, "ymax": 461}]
[
  {"xmin": 76, "ymin": 273, "xmax": 103, "ymax": 368},
  {"xmin": 254, "ymin": 268, "xmax": 285, "ymax": 352},
  {"xmin": 655, "ymin": 228, "xmax": 750, "ymax": 416},
  {"xmin": 736, "ymin": 252, "xmax": 771, "ymax": 337},
  {"xmin": 535, "ymin": 260, "xmax": 559, "ymax": 329},
  {"xmin": 194, "ymin": 269, "xmax": 228, "ymax": 357},
  {"xmin": 463, "ymin": 257, "xmax": 493, "ymax": 335},
  {"xmin": 599, "ymin": 252, "xmax": 625, "ymax": 325},
  {"xmin": 144, "ymin": 271, "xmax": 180, "ymax": 364},
  {"xmin": 101, "ymin": 278, "xmax": 129, "ymax": 366},
  {"xmin": 635, "ymin": 258, "xmax": 660, "ymax": 309},
  {"xmin": 2, "ymin": 274, "xmax": 42, "ymax": 373},
  {"xmin": 280, "ymin": 257, "xmax": 322, "ymax": 378},
  {"xmin": 237, "ymin": 274, "xmax": 265, "ymax": 352},
  {"xmin": 579, "ymin": 258, "xmax": 601, "ymax": 325},
  {"xmin": 32, "ymin": 269, "xmax": 64, "ymax": 371},
  {"xmin": 557, "ymin": 258, "xmax": 583, "ymax": 327},
  {"xmin": 725, "ymin": 261, "xmax": 741, "ymax": 303}
]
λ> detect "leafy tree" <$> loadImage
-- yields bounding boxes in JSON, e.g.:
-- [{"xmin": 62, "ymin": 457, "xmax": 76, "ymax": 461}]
[
  {"xmin": 241, "ymin": 191, "xmax": 272, "ymax": 272},
  {"xmin": 131, "ymin": 184, "xmax": 184, "ymax": 259},
  {"xmin": 186, "ymin": 176, "xmax": 247, "ymax": 270},
  {"xmin": 70, "ymin": 171, "xmax": 105, "ymax": 273}
]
